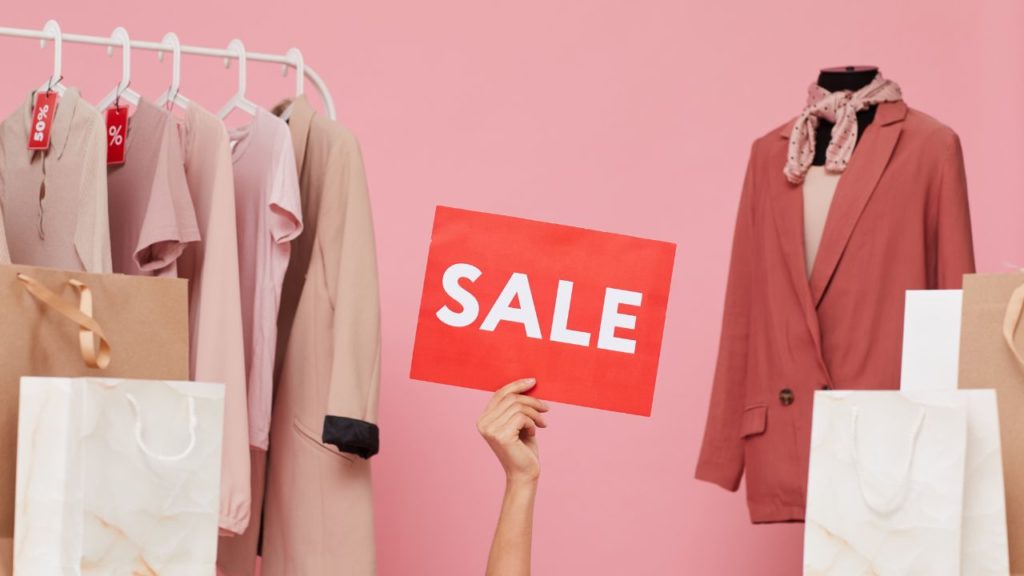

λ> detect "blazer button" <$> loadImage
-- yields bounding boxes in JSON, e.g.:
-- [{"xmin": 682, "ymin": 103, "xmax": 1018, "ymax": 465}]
[
  {"xmin": 779, "ymin": 388, "xmax": 794, "ymax": 406},
  {"xmin": 821, "ymin": 384, "xmax": 832, "ymax": 391}
]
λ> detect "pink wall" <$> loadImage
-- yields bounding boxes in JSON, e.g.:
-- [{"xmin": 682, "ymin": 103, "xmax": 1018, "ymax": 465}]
[{"xmin": 3, "ymin": 2, "xmax": 1024, "ymax": 574}]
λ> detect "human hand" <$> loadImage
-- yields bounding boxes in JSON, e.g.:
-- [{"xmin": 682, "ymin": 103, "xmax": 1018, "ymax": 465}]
[{"xmin": 477, "ymin": 378, "xmax": 550, "ymax": 485}]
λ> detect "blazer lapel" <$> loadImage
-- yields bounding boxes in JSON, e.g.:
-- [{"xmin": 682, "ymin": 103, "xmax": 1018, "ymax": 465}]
[{"xmin": 808, "ymin": 101, "xmax": 907, "ymax": 306}]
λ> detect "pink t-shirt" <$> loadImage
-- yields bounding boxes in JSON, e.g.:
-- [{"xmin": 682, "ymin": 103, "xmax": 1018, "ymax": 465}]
[
  {"xmin": 229, "ymin": 108, "xmax": 303, "ymax": 450},
  {"xmin": 107, "ymin": 98, "xmax": 199, "ymax": 276}
]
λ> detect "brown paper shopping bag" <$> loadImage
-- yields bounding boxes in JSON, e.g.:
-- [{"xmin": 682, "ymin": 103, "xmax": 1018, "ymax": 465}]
[
  {"xmin": 0, "ymin": 264, "xmax": 189, "ymax": 574},
  {"xmin": 959, "ymin": 272, "xmax": 1024, "ymax": 574}
]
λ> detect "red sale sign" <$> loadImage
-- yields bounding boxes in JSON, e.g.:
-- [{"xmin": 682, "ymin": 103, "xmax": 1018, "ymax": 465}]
[{"xmin": 410, "ymin": 206, "xmax": 676, "ymax": 416}]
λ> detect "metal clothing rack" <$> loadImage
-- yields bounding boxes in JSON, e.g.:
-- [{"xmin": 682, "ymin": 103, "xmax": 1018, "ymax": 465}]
[{"xmin": 0, "ymin": 19, "xmax": 337, "ymax": 120}]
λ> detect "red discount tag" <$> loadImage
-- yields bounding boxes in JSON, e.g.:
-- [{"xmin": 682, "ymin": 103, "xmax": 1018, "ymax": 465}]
[
  {"xmin": 105, "ymin": 106, "xmax": 128, "ymax": 165},
  {"xmin": 27, "ymin": 92, "xmax": 58, "ymax": 151},
  {"xmin": 410, "ymin": 206, "xmax": 676, "ymax": 416}
]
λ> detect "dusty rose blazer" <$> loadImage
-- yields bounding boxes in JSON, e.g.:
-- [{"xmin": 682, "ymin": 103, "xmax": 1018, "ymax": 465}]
[{"xmin": 695, "ymin": 102, "xmax": 975, "ymax": 523}]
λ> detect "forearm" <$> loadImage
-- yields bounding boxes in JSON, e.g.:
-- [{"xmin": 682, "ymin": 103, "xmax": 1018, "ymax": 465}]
[{"xmin": 486, "ymin": 478, "xmax": 538, "ymax": 576}]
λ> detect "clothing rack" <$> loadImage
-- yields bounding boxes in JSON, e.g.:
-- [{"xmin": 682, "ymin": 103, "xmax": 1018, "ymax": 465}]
[{"xmin": 0, "ymin": 19, "xmax": 337, "ymax": 120}]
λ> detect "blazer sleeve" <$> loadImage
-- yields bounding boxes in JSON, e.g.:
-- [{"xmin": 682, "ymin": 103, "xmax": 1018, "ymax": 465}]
[
  {"xmin": 320, "ymin": 135, "xmax": 382, "ymax": 460},
  {"xmin": 694, "ymin": 142, "xmax": 758, "ymax": 492},
  {"xmin": 933, "ymin": 132, "xmax": 976, "ymax": 288}
]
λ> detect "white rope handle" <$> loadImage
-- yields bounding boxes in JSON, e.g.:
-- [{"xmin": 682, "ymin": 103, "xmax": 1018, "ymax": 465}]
[
  {"xmin": 850, "ymin": 405, "xmax": 926, "ymax": 516},
  {"xmin": 125, "ymin": 394, "xmax": 198, "ymax": 462}
]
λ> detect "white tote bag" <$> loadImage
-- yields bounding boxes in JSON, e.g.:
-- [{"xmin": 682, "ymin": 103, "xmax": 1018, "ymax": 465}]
[
  {"xmin": 900, "ymin": 290, "xmax": 1011, "ymax": 575},
  {"xmin": 804, "ymin": 391, "xmax": 968, "ymax": 576},
  {"xmin": 13, "ymin": 377, "xmax": 224, "ymax": 576}
]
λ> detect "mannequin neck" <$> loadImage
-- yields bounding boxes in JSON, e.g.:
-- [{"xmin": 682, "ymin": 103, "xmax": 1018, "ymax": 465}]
[{"xmin": 817, "ymin": 66, "xmax": 879, "ymax": 93}]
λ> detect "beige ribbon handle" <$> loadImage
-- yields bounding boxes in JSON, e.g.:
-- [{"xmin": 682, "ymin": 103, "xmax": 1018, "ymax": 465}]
[
  {"xmin": 17, "ymin": 273, "xmax": 112, "ymax": 369},
  {"xmin": 1003, "ymin": 282, "xmax": 1024, "ymax": 371}
]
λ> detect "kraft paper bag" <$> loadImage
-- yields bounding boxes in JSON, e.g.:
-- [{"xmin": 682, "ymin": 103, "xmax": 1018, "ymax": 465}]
[
  {"xmin": 960, "ymin": 273, "xmax": 1024, "ymax": 574},
  {"xmin": 900, "ymin": 289, "xmax": 1011, "ymax": 575},
  {"xmin": 13, "ymin": 377, "xmax": 223, "ymax": 575},
  {"xmin": 0, "ymin": 264, "xmax": 189, "ymax": 574},
  {"xmin": 803, "ymin": 391, "xmax": 968, "ymax": 576}
]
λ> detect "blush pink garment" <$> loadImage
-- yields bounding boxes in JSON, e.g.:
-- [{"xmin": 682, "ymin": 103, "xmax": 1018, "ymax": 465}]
[
  {"xmin": 0, "ymin": 88, "xmax": 112, "ymax": 273},
  {"xmin": 217, "ymin": 447, "xmax": 266, "ymax": 576},
  {"xmin": 784, "ymin": 74, "xmax": 902, "ymax": 184},
  {"xmin": 107, "ymin": 98, "xmax": 200, "ymax": 276},
  {"xmin": 175, "ymin": 103, "xmax": 252, "ymax": 536},
  {"xmin": 695, "ymin": 102, "xmax": 976, "ymax": 523},
  {"xmin": 228, "ymin": 108, "xmax": 303, "ymax": 451}
]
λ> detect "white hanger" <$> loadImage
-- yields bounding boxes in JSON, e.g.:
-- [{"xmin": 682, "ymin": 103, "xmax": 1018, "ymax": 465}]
[
  {"xmin": 278, "ymin": 47, "xmax": 305, "ymax": 122},
  {"xmin": 155, "ymin": 32, "xmax": 190, "ymax": 110},
  {"xmin": 96, "ymin": 27, "xmax": 141, "ymax": 110},
  {"xmin": 36, "ymin": 20, "xmax": 66, "ymax": 96},
  {"xmin": 218, "ymin": 39, "xmax": 258, "ymax": 119}
]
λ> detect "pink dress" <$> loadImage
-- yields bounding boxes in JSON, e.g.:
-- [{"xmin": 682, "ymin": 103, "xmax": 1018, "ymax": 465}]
[{"xmin": 175, "ymin": 104, "xmax": 252, "ymax": 536}]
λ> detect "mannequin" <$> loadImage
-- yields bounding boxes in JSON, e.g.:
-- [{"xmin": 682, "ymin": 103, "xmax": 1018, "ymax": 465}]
[{"xmin": 803, "ymin": 65, "xmax": 879, "ymax": 275}]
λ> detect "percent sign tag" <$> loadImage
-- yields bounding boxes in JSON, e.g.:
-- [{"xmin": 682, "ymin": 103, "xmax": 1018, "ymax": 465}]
[
  {"xmin": 105, "ymin": 106, "xmax": 128, "ymax": 165},
  {"xmin": 27, "ymin": 92, "xmax": 58, "ymax": 151}
]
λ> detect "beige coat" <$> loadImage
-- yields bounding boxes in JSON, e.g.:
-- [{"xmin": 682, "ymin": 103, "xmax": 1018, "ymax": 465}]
[{"xmin": 261, "ymin": 97, "xmax": 381, "ymax": 574}]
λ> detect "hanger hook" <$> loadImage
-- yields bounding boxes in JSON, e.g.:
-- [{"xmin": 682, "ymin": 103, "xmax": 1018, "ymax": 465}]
[
  {"xmin": 40, "ymin": 20, "xmax": 62, "ymax": 90},
  {"xmin": 106, "ymin": 27, "xmax": 132, "ymax": 99},
  {"xmin": 285, "ymin": 48, "xmax": 305, "ymax": 97},
  {"xmin": 225, "ymin": 39, "xmax": 247, "ymax": 102},
  {"xmin": 160, "ymin": 32, "xmax": 182, "ymax": 98}
]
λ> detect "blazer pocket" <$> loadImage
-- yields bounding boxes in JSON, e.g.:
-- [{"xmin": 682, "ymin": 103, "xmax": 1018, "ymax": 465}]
[
  {"xmin": 293, "ymin": 418, "xmax": 356, "ymax": 463},
  {"xmin": 740, "ymin": 404, "xmax": 768, "ymax": 438}
]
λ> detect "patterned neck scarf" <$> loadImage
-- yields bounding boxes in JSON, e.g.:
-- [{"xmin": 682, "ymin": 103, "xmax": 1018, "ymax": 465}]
[{"xmin": 784, "ymin": 74, "xmax": 902, "ymax": 184}]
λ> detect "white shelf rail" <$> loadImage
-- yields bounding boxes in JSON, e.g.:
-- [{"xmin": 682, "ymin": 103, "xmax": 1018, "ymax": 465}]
[{"xmin": 0, "ymin": 19, "xmax": 337, "ymax": 120}]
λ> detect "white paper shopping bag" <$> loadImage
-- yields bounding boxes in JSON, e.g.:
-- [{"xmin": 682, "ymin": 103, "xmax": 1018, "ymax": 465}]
[
  {"xmin": 900, "ymin": 289, "xmax": 1011, "ymax": 575},
  {"xmin": 13, "ymin": 377, "xmax": 225, "ymax": 576},
  {"xmin": 900, "ymin": 290, "xmax": 963, "ymax": 392},
  {"xmin": 804, "ymin": 391, "xmax": 968, "ymax": 576}
]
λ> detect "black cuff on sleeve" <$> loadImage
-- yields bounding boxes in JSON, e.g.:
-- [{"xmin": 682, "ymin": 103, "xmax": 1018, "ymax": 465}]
[{"xmin": 322, "ymin": 416, "xmax": 380, "ymax": 459}]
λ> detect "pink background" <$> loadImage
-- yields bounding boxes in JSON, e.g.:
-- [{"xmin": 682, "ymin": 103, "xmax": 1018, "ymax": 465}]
[{"xmin": 3, "ymin": 2, "xmax": 1024, "ymax": 574}]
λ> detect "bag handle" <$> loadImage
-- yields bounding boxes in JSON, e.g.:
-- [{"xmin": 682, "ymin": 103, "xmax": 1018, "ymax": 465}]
[
  {"xmin": 125, "ymin": 394, "xmax": 198, "ymax": 462},
  {"xmin": 17, "ymin": 273, "xmax": 111, "ymax": 369},
  {"xmin": 1002, "ymin": 282, "xmax": 1024, "ymax": 370},
  {"xmin": 850, "ymin": 405, "xmax": 926, "ymax": 516}
]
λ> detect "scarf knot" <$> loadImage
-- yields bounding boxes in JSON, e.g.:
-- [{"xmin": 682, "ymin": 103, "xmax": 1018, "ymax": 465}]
[{"xmin": 784, "ymin": 74, "xmax": 902, "ymax": 184}]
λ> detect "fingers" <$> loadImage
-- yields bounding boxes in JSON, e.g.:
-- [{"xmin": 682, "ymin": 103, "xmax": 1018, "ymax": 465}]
[
  {"xmin": 478, "ymin": 393, "xmax": 549, "ymax": 433},
  {"xmin": 496, "ymin": 403, "xmax": 547, "ymax": 430},
  {"xmin": 513, "ymin": 412, "xmax": 538, "ymax": 439},
  {"xmin": 477, "ymin": 379, "xmax": 550, "ymax": 439},
  {"xmin": 492, "ymin": 393, "xmax": 549, "ymax": 419},
  {"xmin": 485, "ymin": 378, "xmax": 536, "ymax": 412}
]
